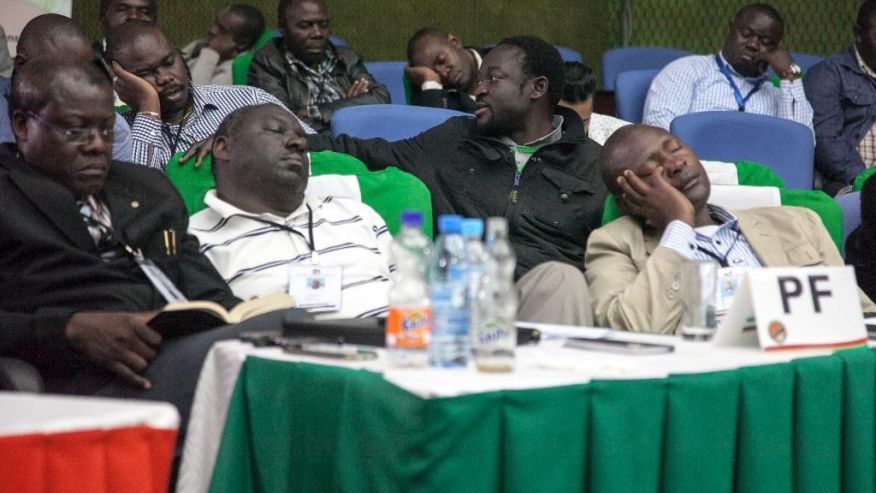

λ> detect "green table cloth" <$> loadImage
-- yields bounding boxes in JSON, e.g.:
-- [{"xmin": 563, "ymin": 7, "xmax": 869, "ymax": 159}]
[{"xmin": 208, "ymin": 347, "xmax": 876, "ymax": 493}]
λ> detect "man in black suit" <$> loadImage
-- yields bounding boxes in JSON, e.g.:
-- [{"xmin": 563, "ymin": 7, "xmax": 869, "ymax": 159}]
[{"xmin": 0, "ymin": 59, "xmax": 243, "ymax": 419}]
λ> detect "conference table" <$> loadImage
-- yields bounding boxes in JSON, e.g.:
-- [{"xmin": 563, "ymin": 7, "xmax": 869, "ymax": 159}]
[
  {"xmin": 0, "ymin": 392, "xmax": 179, "ymax": 493},
  {"xmin": 178, "ymin": 326, "xmax": 876, "ymax": 493}
]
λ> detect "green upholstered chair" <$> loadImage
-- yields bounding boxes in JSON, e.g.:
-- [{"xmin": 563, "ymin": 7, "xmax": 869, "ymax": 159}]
[
  {"xmin": 165, "ymin": 150, "xmax": 433, "ymax": 238},
  {"xmin": 231, "ymin": 29, "xmax": 275, "ymax": 85}
]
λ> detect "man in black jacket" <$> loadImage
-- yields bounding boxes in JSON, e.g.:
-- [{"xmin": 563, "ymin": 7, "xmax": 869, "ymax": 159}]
[
  {"xmin": 310, "ymin": 36, "xmax": 604, "ymax": 325},
  {"xmin": 1, "ymin": 60, "xmax": 250, "ymax": 425},
  {"xmin": 405, "ymin": 27, "xmax": 489, "ymax": 112},
  {"xmin": 248, "ymin": 0, "xmax": 389, "ymax": 133}
]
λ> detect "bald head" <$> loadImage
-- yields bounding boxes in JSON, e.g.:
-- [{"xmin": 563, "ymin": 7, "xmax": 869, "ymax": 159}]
[
  {"xmin": 600, "ymin": 124, "xmax": 666, "ymax": 193},
  {"xmin": 10, "ymin": 60, "xmax": 112, "ymax": 119},
  {"xmin": 15, "ymin": 14, "xmax": 92, "ymax": 69},
  {"xmin": 599, "ymin": 124, "xmax": 710, "ymax": 216},
  {"xmin": 105, "ymin": 19, "xmax": 165, "ymax": 61}
]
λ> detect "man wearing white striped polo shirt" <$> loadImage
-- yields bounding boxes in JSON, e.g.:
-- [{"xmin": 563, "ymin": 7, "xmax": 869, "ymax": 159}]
[{"xmin": 189, "ymin": 104, "xmax": 392, "ymax": 319}]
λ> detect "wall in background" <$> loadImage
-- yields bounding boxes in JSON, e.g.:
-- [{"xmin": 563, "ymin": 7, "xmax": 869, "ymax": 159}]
[{"xmin": 71, "ymin": 0, "xmax": 860, "ymax": 86}]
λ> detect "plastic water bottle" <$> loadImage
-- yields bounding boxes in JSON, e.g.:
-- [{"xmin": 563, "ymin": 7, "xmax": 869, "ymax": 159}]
[
  {"xmin": 429, "ymin": 215, "xmax": 470, "ymax": 368},
  {"xmin": 386, "ymin": 211, "xmax": 432, "ymax": 367},
  {"xmin": 473, "ymin": 217, "xmax": 517, "ymax": 372},
  {"xmin": 462, "ymin": 218, "xmax": 487, "ymax": 306}
]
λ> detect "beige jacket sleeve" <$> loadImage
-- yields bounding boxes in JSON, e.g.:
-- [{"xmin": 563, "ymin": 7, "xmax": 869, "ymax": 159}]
[
  {"xmin": 584, "ymin": 217, "xmax": 686, "ymax": 334},
  {"xmin": 774, "ymin": 207, "xmax": 876, "ymax": 313}
]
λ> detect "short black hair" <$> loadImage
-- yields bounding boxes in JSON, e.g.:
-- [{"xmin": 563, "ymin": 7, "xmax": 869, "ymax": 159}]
[
  {"xmin": 496, "ymin": 35, "xmax": 565, "ymax": 109},
  {"xmin": 562, "ymin": 62, "xmax": 596, "ymax": 103},
  {"xmin": 98, "ymin": 0, "xmax": 158, "ymax": 19},
  {"xmin": 10, "ymin": 60, "xmax": 111, "ymax": 116},
  {"xmin": 858, "ymin": 0, "xmax": 876, "ymax": 28},
  {"xmin": 277, "ymin": 0, "xmax": 325, "ymax": 25},
  {"xmin": 17, "ymin": 14, "xmax": 88, "ymax": 56},
  {"xmin": 105, "ymin": 19, "xmax": 164, "ymax": 60},
  {"xmin": 227, "ymin": 4, "xmax": 265, "ymax": 49},
  {"xmin": 734, "ymin": 3, "xmax": 784, "ymax": 31},
  {"xmin": 406, "ymin": 27, "xmax": 447, "ymax": 62}
]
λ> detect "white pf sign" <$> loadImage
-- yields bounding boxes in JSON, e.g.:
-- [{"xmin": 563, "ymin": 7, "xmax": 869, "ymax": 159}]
[{"xmin": 713, "ymin": 266, "xmax": 868, "ymax": 351}]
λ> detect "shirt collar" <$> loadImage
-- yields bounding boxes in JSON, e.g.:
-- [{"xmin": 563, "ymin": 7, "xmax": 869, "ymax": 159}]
[
  {"xmin": 498, "ymin": 115, "xmax": 564, "ymax": 147},
  {"xmin": 187, "ymin": 84, "xmax": 219, "ymax": 118},
  {"xmin": 284, "ymin": 45, "xmax": 337, "ymax": 74},
  {"xmin": 204, "ymin": 189, "xmax": 315, "ymax": 223},
  {"xmin": 717, "ymin": 51, "xmax": 768, "ymax": 82},
  {"xmin": 705, "ymin": 203, "xmax": 740, "ymax": 228},
  {"xmin": 854, "ymin": 45, "xmax": 876, "ymax": 79},
  {"xmin": 469, "ymin": 48, "xmax": 483, "ymax": 70}
]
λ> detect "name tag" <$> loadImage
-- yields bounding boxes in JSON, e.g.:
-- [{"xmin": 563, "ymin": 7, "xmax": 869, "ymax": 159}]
[
  {"xmin": 713, "ymin": 266, "xmax": 867, "ymax": 350},
  {"xmin": 288, "ymin": 264, "xmax": 342, "ymax": 312}
]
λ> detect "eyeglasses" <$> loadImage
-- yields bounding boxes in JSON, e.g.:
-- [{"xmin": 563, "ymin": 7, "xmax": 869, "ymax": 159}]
[{"xmin": 26, "ymin": 111, "xmax": 116, "ymax": 144}]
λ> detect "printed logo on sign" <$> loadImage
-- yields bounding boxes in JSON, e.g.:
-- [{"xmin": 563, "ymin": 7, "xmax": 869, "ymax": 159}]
[{"xmin": 768, "ymin": 320, "xmax": 787, "ymax": 343}]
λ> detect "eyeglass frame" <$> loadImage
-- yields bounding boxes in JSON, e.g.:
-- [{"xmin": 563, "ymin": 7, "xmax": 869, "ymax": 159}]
[{"xmin": 25, "ymin": 111, "xmax": 116, "ymax": 144}]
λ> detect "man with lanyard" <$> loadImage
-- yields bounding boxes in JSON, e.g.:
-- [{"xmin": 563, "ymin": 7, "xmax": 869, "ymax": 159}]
[
  {"xmin": 247, "ymin": 0, "xmax": 389, "ymax": 133},
  {"xmin": 585, "ymin": 124, "xmax": 873, "ymax": 333},
  {"xmin": 0, "ymin": 59, "xmax": 281, "ymax": 438},
  {"xmin": 405, "ymin": 27, "xmax": 490, "ymax": 112},
  {"xmin": 106, "ymin": 21, "xmax": 314, "ymax": 170},
  {"xmin": 308, "ymin": 35, "xmax": 605, "ymax": 326},
  {"xmin": 190, "ymin": 104, "xmax": 393, "ymax": 319},
  {"xmin": 643, "ymin": 3, "xmax": 813, "ymax": 132}
]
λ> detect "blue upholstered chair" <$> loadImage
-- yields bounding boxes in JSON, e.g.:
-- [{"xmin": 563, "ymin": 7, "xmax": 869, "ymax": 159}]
[
  {"xmin": 329, "ymin": 35, "xmax": 349, "ymax": 47},
  {"xmin": 554, "ymin": 45, "xmax": 583, "ymax": 63},
  {"xmin": 600, "ymin": 46, "xmax": 691, "ymax": 91},
  {"xmin": 670, "ymin": 111, "xmax": 814, "ymax": 190},
  {"xmin": 614, "ymin": 69, "xmax": 660, "ymax": 123},
  {"xmin": 331, "ymin": 104, "xmax": 470, "ymax": 141},
  {"xmin": 792, "ymin": 52, "xmax": 825, "ymax": 73},
  {"xmin": 836, "ymin": 192, "xmax": 862, "ymax": 255},
  {"xmin": 365, "ymin": 61, "xmax": 407, "ymax": 105}
]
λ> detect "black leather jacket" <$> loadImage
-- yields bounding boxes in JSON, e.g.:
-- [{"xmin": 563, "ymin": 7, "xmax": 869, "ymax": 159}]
[
  {"xmin": 248, "ymin": 38, "xmax": 390, "ymax": 133},
  {"xmin": 309, "ymin": 107, "xmax": 606, "ymax": 279}
]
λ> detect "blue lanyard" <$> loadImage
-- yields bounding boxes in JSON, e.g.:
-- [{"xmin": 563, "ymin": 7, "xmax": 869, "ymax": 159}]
[{"xmin": 715, "ymin": 55, "xmax": 764, "ymax": 112}]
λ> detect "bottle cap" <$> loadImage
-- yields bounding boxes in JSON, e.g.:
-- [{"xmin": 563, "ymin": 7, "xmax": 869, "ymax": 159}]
[
  {"xmin": 437, "ymin": 214, "xmax": 463, "ymax": 234},
  {"xmin": 486, "ymin": 217, "xmax": 508, "ymax": 235},
  {"xmin": 461, "ymin": 218, "xmax": 484, "ymax": 238},
  {"xmin": 400, "ymin": 210, "xmax": 422, "ymax": 227}
]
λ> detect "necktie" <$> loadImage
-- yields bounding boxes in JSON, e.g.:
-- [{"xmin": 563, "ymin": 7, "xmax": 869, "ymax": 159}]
[{"xmin": 78, "ymin": 196, "xmax": 114, "ymax": 248}]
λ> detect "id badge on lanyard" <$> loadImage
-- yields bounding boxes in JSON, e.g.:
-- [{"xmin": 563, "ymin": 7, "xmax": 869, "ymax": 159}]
[{"xmin": 287, "ymin": 250, "xmax": 343, "ymax": 312}]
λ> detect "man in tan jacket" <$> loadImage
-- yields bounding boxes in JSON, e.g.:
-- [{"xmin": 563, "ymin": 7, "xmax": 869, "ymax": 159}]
[{"xmin": 585, "ymin": 124, "xmax": 875, "ymax": 333}]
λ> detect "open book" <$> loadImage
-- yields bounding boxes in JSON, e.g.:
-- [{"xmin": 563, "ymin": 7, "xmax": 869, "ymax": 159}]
[{"xmin": 149, "ymin": 293, "xmax": 296, "ymax": 336}]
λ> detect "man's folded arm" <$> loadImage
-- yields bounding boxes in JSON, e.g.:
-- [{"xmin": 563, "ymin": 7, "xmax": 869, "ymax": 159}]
[{"xmin": 0, "ymin": 307, "xmax": 78, "ymax": 357}]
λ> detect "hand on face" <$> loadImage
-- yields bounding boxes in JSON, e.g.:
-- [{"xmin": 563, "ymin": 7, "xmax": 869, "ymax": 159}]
[
  {"xmin": 762, "ymin": 46, "xmax": 794, "ymax": 78},
  {"xmin": 616, "ymin": 166, "xmax": 696, "ymax": 231},
  {"xmin": 207, "ymin": 32, "xmax": 239, "ymax": 61},
  {"xmin": 65, "ymin": 311, "xmax": 162, "ymax": 389},
  {"xmin": 404, "ymin": 65, "xmax": 441, "ymax": 86},
  {"xmin": 111, "ymin": 60, "xmax": 161, "ymax": 114}
]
